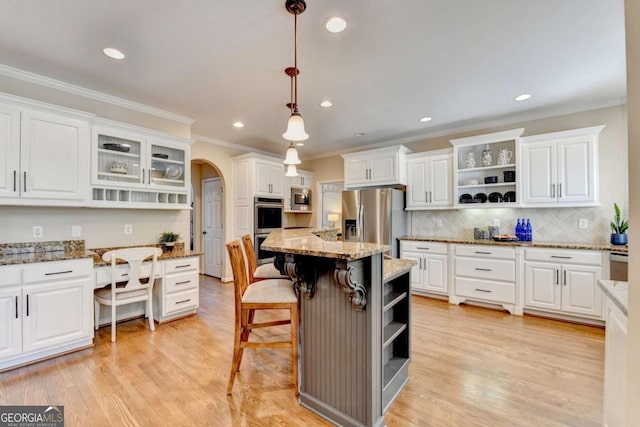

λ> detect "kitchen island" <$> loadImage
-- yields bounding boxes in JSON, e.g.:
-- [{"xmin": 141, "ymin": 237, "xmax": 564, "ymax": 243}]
[{"xmin": 262, "ymin": 229, "xmax": 415, "ymax": 427}]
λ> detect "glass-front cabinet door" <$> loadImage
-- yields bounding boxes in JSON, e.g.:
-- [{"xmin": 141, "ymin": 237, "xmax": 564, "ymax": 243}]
[
  {"xmin": 148, "ymin": 140, "xmax": 187, "ymax": 190},
  {"xmin": 92, "ymin": 128, "xmax": 145, "ymax": 188}
]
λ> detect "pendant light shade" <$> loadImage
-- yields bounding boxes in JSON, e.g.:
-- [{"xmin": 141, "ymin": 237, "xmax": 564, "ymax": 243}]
[
  {"xmin": 285, "ymin": 164, "xmax": 299, "ymax": 177},
  {"xmin": 283, "ymin": 142, "xmax": 301, "ymax": 165},
  {"xmin": 282, "ymin": 108, "xmax": 309, "ymax": 141}
]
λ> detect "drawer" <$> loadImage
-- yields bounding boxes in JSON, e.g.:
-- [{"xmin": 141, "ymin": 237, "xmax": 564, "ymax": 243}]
[
  {"xmin": 94, "ymin": 263, "xmax": 160, "ymax": 288},
  {"xmin": 165, "ymin": 271, "xmax": 198, "ymax": 294},
  {"xmin": 164, "ymin": 288, "xmax": 199, "ymax": 315},
  {"xmin": 0, "ymin": 265, "xmax": 22, "ymax": 286},
  {"xmin": 524, "ymin": 248, "xmax": 602, "ymax": 266},
  {"xmin": 455, "ymin": 257, "xmax": 515, "ymax": 282},
  {"xmin": 400, "ymin": 240, "xmax": 448, "ymax": 254},
  {"xmin": 165, "ymin": 257, "xmax": 199, "ymax": 274},
  {"xmin": 455, "ymin": 277, "xmax": 515, "ymax": 304},
  {"xmin": 455, "ymin": 245, "xmax": 515, "ymax": 260},
  {"xmin": 23, "ymin": 259, "xmax": 92, "ymax": 284}
]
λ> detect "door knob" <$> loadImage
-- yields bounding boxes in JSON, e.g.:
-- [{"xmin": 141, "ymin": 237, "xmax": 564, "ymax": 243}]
[{"xmin": 202, "ymin": 231, "xmax": 207, "ymax": 235}]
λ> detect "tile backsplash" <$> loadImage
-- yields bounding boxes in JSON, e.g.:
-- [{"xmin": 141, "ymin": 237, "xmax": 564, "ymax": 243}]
[{"xmin": 410, "ymin": 206, "xmax": 615, "ymax": 243}]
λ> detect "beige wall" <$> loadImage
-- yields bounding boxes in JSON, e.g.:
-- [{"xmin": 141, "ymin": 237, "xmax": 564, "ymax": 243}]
[
  {"xmin": 300, "ymin": 156, "xmax": 346, "ymax": 228},
  {"xmin": 625, "ymin": 0, "xmax": 640, "ymax": 424},
  {"xmin": 0, "ymin": 75, "xmax": 191, "ymax": 249}
]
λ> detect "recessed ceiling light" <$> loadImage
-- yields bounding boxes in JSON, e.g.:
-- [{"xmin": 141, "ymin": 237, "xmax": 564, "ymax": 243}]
[
  {"xmin": 320, "ymin": 100, "xmax": 333, "ymax": 108},
  {"xmin": 355, "ymin": 132, "xmax": 365, "ymax": 137},
  {"xmin": 325, "ymin": 17, "xmax": 347, "ymax": 33},
  {"xmin": 103, "ymin": 47, "xmax": 125, "ymax": 60},
  {"xmin": 514, "ymin": 94, "xmax": 531, "ymax": 101},
  {"xmin": 419, "ymin": 117, "xmax": 432, "ymax": 123},
  {"xmin": 296, "ymin": 142, "xmax": 304, "ymax": 146},
  {"xmin": 233, "ymin": 121, "xmax": 244, "ymax": 128}
]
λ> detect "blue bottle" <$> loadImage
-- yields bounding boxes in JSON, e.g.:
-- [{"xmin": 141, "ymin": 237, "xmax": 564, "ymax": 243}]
[
  {"xmin": 515, "ymin": 219, "xmax": 523, "ymax": 240},
  {"xmin": 525, "ymin": 219, "xmax": 532, "ymax": 241}
]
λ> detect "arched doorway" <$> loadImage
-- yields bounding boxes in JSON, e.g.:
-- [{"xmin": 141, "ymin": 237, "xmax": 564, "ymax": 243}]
[{"xmin": 191, "ymin": 159, "xmax": 225, "ymax": 278}]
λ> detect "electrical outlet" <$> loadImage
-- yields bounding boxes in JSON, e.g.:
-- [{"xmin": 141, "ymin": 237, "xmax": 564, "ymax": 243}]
[
  {"xmin": 493, "ymin": 219, "xmax": 501, "ymax": 227},
  {"xmin": 124, "ymin": 224, "xmax": 133, "ymax": 235},
  {"xmin": 579, "ymin": 218, "xmax": 588, "ymax": 229},
  {"xmin": 71, "ymin": 225, "xmax": 82, "ymax": 237},
  {"xmin": 33, "ymin": 226, "xmax": 43, "ymax": 238},
  {"xmin": 436, "ymin": 219, "xmax": 443, "ymax": 227}
]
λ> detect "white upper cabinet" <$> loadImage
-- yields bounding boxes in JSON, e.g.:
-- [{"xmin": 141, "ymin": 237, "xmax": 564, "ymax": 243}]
[
  {"xmin": 521, "ymin": 126, "xmax": 603, "ymax": 207},
  {"xmin": 254, "ymin": 159, "xmax": 284, "ymax": 197},
  {"xmin": 0, "ymin": 105, "xmax": 20, "ymax": 199},
  {"xmin": 290, "ymin": 170, "xmax": 313, "ymax": 190},
  {"xmin": 0, "ymin": 103, "xmax": 91, "ymax": 205},
  {"xmin": 90, "ymin": 120, "xmax": 192, "ymax": 208},
  {"xmin": 406, "ymin": 149, "xmax": 453, "ymax": 210},
  {"xmin": 342, "ymin": 145, "xmax": 410, "ymax": 189},
  {"xmin": 450, "ymin": 128, "xmax": 524, "ymax": 208}
]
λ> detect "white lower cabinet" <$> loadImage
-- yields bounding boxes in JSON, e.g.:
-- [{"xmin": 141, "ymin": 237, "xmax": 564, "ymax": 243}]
[
  {"xmin": 153, "ymin": 257, "xmax": 200, "ymax": 323},
  {"xmin": 524, "ymin": 248, "xmax": 603, "ymax": 319},
  {"xmin": 451, "ymin": 244, "xmax": 519, "ymax": 314},
  {"xmin": 0, "ymin": 259, "xmax": 93, "ymax": 371},
  {"xmin": 400, "ymin": 241, "xmax": 448, "ymax": 296}
]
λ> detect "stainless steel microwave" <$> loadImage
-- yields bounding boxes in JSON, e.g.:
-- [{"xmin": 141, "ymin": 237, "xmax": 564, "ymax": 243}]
[{"xmin": 290, "ymin": 188, "xmax": 311, "ymax": 211}]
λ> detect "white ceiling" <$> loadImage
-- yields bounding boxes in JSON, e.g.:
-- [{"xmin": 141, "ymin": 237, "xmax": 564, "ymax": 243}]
[{"xmin": 0, "ymin": 0, "xmax": 627, "ymax": 158}]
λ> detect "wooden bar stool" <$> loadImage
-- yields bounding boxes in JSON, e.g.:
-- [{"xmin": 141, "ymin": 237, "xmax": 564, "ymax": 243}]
[
  {"xmin": 226, "ymin": 240, "xmax": 298, "ymax": 395},
  {"xmin": 241, "ymin": 234, "xmax": 290, "ymax": 283}
]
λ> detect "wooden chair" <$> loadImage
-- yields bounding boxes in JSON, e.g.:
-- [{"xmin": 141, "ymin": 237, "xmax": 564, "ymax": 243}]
[
  {"xmin": 94, "ymin": 247, "xmax": 163, "ymax": 342},
  {"xmin": 241, "ymin": 234, "xmax": 290, "ymax": 283},
  {"xmin": 226, "ymin": 240, "xmax": 298, "ymax": 395}
]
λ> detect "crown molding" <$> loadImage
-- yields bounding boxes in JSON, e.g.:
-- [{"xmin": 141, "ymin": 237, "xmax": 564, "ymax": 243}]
[
  {"xmin": 0, "ymin": 63, "xmax": 195, "ymax": 125},
  {"xmin": 191, "ymin": 133, "xmax": 278, "ymax": 157},
  {"xmin": 304, "ymin": 96, "xmax": 627, "ymax": 160}
]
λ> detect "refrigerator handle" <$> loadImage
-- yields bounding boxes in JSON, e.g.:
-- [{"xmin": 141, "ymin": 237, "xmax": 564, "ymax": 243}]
[{"xmin": 359, "ymin": 204, "xmax": 364, "ymax": 243}]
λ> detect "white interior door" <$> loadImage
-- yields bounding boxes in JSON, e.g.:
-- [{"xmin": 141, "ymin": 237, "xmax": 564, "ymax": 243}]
[{"xmin": 203, "ymin": 179, "xmax": 223, "ymax": 277}]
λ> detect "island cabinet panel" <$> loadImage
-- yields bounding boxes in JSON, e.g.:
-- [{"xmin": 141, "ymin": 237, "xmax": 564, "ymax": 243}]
[{"xmin": 298, "ymin": 256, "xmax": 383, "ymax": 426}]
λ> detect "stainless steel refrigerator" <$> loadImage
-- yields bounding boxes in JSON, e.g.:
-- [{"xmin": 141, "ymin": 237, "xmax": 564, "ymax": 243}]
[{"xmin": 342, "ymin": 188, "xmax": 407, "ymax": 257}]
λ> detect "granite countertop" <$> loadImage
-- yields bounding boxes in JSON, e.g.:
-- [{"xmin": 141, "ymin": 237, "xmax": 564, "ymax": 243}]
[
  {"xmin": 91, "ymin": 244, "xmax": 201, "ymax": 267},
  {"xmin": 0, "ymin": 240, "xmax": 201, "ymax": 267},
  {"xmin": 383, "ymin": 257, "xmax": 417, "ymax": 282},
  {"xmin": 598, "ymin": 280, "xmax": 628, "ymax": 316},
  {"xmin": 399, "ymin": 236, "xmax": 628, "ymax": 252},
  {"xmin": 262, "ymin": 228, "xmax": 389, "ymax": 261}
]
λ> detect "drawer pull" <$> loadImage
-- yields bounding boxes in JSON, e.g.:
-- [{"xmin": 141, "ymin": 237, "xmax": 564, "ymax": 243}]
[
  {"xmin": 176, "ymin": 280, "xmax": 191, "ymax": 285},
  {"xmin": 15, "ymin": 296, "xmax": 18, "ymax": 319},
  {"xmin": 174, "ymin": 264, "xmax": 191, "ymax": 269},
  {"xmin": 176, "ymin": 299, "xmax": 192, "ymax": 305},
  {"xmin": 474, "ymin": 251, "xmax": 492, "ymax": 255},
  {"xmin": 474, "ymin": 288, "xmax": 492, "ymax": 293},
  {"xmin": 475, "ymin": 268, "xmax": 492, "ymax": 272},
  {"xmin": 417, "ymin": 247, "xmax": 430, "ymax": 250},
  {"xmin": 556, "ymin": 269, "xmax": 559, "ymax": 285},
  {"xmin": 26, "ymin": 294, "xmax": 29, "ymax": 316},
  {"xmin": 45, "ymin": 270, "xmax": 73, "ymax": 276},
  {"xmin": 551, "ymin": 255, "xmax": 572, "ymax": 259}
]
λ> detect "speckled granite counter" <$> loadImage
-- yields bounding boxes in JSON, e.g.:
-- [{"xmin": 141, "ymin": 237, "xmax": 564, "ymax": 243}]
[
  {"xmin": 400, "ymin": 236, "xmax": 628, "ymax": 252},
  {"xmin": 384, "ymin": 256, "xmax": 416, "ymax": 282},
  {"xmin": 263, "ymin": 228, "xmax": 389, "ymax": 261},
  {"xmin": 0, "ymin": 240, "xmax": 200, "ymax": 267},
  {"xmin": 90, "ymin": 243, "xmax": 201, "ymax": 267},
  {"xmin": 0, "ymin": 240, "xmax": 94, "ymax": 266},
  {"xmin": 598, "ymin": 280, "xmax": 628, "ymax": 316}
]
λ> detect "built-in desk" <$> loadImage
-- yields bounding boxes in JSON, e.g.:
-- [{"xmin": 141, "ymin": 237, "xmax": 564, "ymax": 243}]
[{"xmin": 263, "ymin": 229, "xmax": 415, "ymax": 427}]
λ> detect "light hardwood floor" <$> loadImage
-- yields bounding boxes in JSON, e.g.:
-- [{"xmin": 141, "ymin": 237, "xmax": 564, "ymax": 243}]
[{"xmin": 0, "ymin": 275, "xmax": 604, "ymax": 426}]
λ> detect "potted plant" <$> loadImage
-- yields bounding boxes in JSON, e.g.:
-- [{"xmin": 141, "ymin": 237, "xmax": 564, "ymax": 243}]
[
  {"xmin": 159, "ymin": 231, "xmax": 181, "ymax": 251},
  {"xmin": 610, "ymin": 203, "xmax": 629, "ymax": 245}
]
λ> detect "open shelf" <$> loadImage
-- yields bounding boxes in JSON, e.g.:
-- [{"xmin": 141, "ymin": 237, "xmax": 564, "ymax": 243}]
[
  {"xmin": 383, "ymin": 322, "xmax": 407, "ymax": 349},
  {"xmin": 98, "ymin": 148, "xmax": 140, "ymax": 159},
  {"xmin": 383, "ymin": 357, "xmax": 410, "ymax": 388},
  {"xmin": 458, "ymin": 163, "xmax": 516, "ymax": 173},
  {"xmin": 97, "ymin": 172, "xmax": 140, "ymax": 180},
  {"xmin": 458, "ymin": 182, "xmax": 516, "ymax": 189},
  {"xmin": 383, "ymin": 291, "xmax": 407, "ymax": 312}
]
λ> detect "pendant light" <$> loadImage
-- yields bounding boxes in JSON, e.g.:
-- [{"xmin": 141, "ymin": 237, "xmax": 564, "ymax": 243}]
[
  {"xmin": 285, "ymin": 164, "xmax": 298, "ymax": 177},
  {"xmin": 282, "ymin": 0, "xmax": 309, "ymax": 143},
  {"xmin": 283, "ymin": 142, "xmax": 301, "ymax": 165}
]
